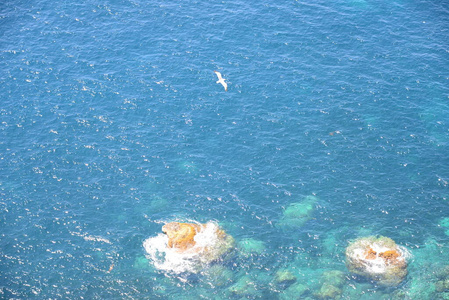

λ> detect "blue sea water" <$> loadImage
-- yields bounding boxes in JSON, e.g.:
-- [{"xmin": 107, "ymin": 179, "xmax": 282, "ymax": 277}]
[{"xmin": 1, "ymin": 0, "xmax": 448, "ymax": 298}]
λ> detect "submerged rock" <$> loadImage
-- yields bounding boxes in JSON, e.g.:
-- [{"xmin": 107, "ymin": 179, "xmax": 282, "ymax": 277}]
[
  {"xmin": 143, "ymin": 221, "xmax": 234, "ymax": 274},
  {"xmin": 321, "ymin": 270, "xmax": 345, "ymax": 287},
  {"xmin": 345, "ymin": 236, "xmax": 410, "ymax": 286},
  {"xmin": 435, "ymin": 265, "xmax": 449, "ymax": 293},
  {"xmin": 238, "ymin": 238, "xmax": 266, "ymax": 257},
  {"xmin": 277, "ymin": 195, "xmax": 318, "ymax": 228},
  {"xmin": 314, "ymin": 270, "xmax": 345, "ymax": 299},
  {"xmin": 228, "ymin": 275, "xmax": 261, "ymax": 298},
  {"xmin": 436, "ymin": 265, "xmax": 449, "ymax": 279},
  {"xmin": 315, "ymin": 283, "xmax": 342, "ymax": 299},
  {"xmin": 273, "ymin": 268, "xmax": 297, "ymax": 291},
  {"xmin": 439, "ymin": 217, "xmax": 449, "ymax": 236},
  {"xmin": 133, "ymin": 256, "xmax": 151, "ymax": 269},
  {"xmin": 436, "ymin": 279, "xmax": 449, "ymax": 293},
  {"xmin": 202, "ymin": 265, "xmax": 234, "ymax": 287},
  {"xmin": 279, "ymin": 282, "xmax": 309, "ymax": 300},
  {"xmin": 275, "ymin": 269, "xmax": 297, "ymax": 286}
]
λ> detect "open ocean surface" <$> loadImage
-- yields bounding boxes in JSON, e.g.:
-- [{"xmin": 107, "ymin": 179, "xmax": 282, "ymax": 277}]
[{"xmin": 1, "ymin": 0, "xmax": 448, "ymax": 299}]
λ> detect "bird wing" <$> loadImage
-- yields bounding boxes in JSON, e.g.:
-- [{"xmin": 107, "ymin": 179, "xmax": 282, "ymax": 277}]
[
  {"xmin": 223, "ymin": 82, "xmax": 228, "ymax": 91},
  {"xmin": 214, "ymin": 71, "xmax": 223, "ymax": 81}
]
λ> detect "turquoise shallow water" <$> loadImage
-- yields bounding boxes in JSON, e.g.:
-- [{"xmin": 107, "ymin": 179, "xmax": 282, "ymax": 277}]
[{"xmin": 1, "ymin": 0, "xmax": 448, "ymax": 298}]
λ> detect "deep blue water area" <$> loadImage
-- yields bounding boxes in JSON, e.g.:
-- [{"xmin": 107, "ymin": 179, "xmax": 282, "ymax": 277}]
[{"xmin": 1, "ymin": 0, "xmax": 448, "ymax": 298}]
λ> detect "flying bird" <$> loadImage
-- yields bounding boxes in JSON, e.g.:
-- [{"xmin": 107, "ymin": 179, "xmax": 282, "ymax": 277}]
[{"xmin": 214, "ymin": 71, "xmax": 228, "ymax": 91}]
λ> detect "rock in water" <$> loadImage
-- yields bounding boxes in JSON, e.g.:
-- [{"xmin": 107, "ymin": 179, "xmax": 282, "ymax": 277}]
[
  {"xmin": 238, "ymin": 238, "xmax": 266, "ymax": 257},
  {"xmin": 274, "ymin": 269, "xmax": 297, "ymax": 288},
  {"xmin": 162, "ymin": 222, "xmax": 203, "ymax": 252},
  {"xmin": 279, "ymin": 282, "xmax": 309, "ymax": 300},
  {"xmin": 314, "ymin": 270, "xmax": 345, "ymax": 299},
  {"xmin": 277, "ymin": 195, "xmax": 318, "ymax": 228},
  {"xmin": 345, "ymin": 236, "xmax": 410, "ymax": 286},
  {"xmin": 228, "ymin": 276, "xmax": 261, "ymax": 298},
  {"xmin": 144, "ymin": 221, "xmax": 234, "ymax": 274}
]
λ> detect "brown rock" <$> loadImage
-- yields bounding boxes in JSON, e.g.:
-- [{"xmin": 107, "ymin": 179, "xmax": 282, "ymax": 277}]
[
  {"xmin": 161, "ymin": 221, "xmax": 234, "ymax": 258},
  {"xmin": 145, "ymin": 221, "xmax": 235, "ymax": 274},
  {"xmin": 365, "ymin": 248, "xmax": 377, "ymax": 260},
  {"xmin": 346, "ymin": 236, "xmax": 409, "ymax": 286},
  {"xmin": 379, "ymin": 250, "xmax": 400, "ymax": 264},
  {"xmin": 364, "ymin": 248, "xmax": 400, "ymax": 264},
  {"xmin": 162, "ymin": 222, "xmax": 203, "ymax": 251}
]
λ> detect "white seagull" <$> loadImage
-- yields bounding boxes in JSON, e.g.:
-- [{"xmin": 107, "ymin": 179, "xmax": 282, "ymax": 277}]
[{"xmin": 214, "ymin": 71, "xmax": 228, "ymax": 91}]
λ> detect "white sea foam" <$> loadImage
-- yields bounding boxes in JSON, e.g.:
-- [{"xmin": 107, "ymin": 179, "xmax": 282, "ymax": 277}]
[
  {"xmin": 143, "ymin": 222, "xmax": 232, "ymax": 274},
  {"xmin": 83, "ymin": 235, "xmax": 111, "ymax": 244},
  {"xmin": 70, "ymin": 231, "xmax": 112, "ymax": 244},
  {"xmin": 350, "ymin": 242, "xmax": 410, "ymax": 274}
]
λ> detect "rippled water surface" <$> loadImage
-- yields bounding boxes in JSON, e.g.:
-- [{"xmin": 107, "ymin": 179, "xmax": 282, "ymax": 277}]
[{"xmin": 1, "ymin": 0, "xmax": 448, "ymax": 298}]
